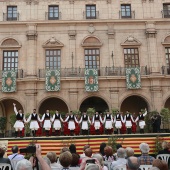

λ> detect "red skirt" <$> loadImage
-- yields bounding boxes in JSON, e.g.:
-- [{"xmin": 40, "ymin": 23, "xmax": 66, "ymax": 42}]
[
  {"xmin": 90, "ymin": 124, "xmax": 95, "ymax": 135},
  {"xmin": 120, "ymin": 123, "xmax": 126, "ymax": 134},
  {"xmin": 132, "ymin": 122, "xmax": 137, "ymax": 133}
]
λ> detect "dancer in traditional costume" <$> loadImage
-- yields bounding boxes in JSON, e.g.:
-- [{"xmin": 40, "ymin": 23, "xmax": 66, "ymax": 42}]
[
  {"xmin": 132, "ymin": 113, "xmax": 137, "ymax": 134},
  {"xmin": 92, "ymin": 112, "xmax": 103, "ymax": 135},
  {"xmin": 13, "ymin": 103, "xmax": 26, "ymax": 138},
  {"xmin": 114, "ymin": 112, "xmax": 124, "ymax": 134},
  {"xmin": 103, "ymin": 111, "xmax": 113, "ymax": 134},
  {"xmin": 124, "ymin": 111, "xmax": 135, "ymax": 134}
]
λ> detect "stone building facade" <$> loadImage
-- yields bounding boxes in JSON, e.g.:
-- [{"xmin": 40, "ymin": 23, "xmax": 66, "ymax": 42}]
[{"xmin": 0, "ymin": 0, "xmax": 170, "ymax": 131}]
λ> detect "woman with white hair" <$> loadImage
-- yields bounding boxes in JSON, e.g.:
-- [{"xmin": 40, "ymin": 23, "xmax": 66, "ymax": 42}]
[{"xmin": 15, "ymin": 159, "xmax": 33, "ymax": 170}]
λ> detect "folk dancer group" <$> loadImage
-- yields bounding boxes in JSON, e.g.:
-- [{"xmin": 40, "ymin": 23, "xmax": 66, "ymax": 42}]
[{"xmin": 13, "ymin": 103, "xmax": 148, "ymax": 137}]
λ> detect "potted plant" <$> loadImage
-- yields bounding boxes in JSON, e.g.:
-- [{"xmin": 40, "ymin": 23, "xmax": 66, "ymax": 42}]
[
  {"xmin": 0, "ymin": 117, "xmax": 7, "ymax": 137},
  {"xmin": 160, "ymin": 108, "xmax": 170, "ymax": 132},
  {"xmin": 25, "ymin": 113, "xmax": 31, "ymax": 137},
  {"xmin": 9, "ymin": 114, "xmax": 17, "ymax": 137}
]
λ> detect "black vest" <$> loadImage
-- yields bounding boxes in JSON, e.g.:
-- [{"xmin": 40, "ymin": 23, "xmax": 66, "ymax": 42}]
[
  {"xmin": 68, "ymin": 115, "xmax": 74, "ymax": 121},
  {"xmin": 55, "ymin": 114, "xmax": 60, "ymax": 120},
  {"xmin": 82, "ymin": 115, "xmax": 88, "ymax": 121},
  {"xmin": 16, "ymin": 113, "xmax": 24, "ymax": 120},
  {"xmin": 45, "ymin": 113, "xmax": 50, "ymax": 119},
  {"xmin": 116, "ymin": 114, "xmax": 121, "ymax": 120},
  {"xmin": 94, "ymin": 114, "xmax": 99, "ymax": 120},
  {"xmin": 31, "ymin": 114, "xmax": 37, "ymax": 120},
  {"xmin": 106, "ymin": 114, "xmax": 111, "ymax": 120},
  {"xmin": 139, "ymin": 114, "xmax": 144, "ymax": 120},
  {"xmin": 126, "ymin": 114, "xmax": 131, "ymax": 120}
]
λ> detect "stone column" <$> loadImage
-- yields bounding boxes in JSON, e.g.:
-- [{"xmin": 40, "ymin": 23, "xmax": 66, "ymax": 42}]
[
  {"xmin": 26, "ymin": 24, "xmax": 38, "ymax": 77},
  {"xmin": 69, "ymin": 90, "xmax": 78, "ymax": 111},
  {"xmin": 109, "ymin": 89, "xmax": 119, "ymax": 110},
  {"xmin": 146, "ymin": 22, "xmax": 159, "ymax": 74}
]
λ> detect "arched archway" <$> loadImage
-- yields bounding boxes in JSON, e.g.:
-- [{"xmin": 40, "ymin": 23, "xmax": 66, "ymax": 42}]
[
  {"xmin": 164, "ymin": 97, "xmax": 170, "ymax": 110},
  {"xmin": 38, "ymin": 97, "xmax": 69, "ymax": 114},
  {"xmin": 79, "ymin": 96, "xmax": 109, "ymax": 113},
  {"xmin": 120, "ymin": 95, "xmax": 149, "ymax": 113}
]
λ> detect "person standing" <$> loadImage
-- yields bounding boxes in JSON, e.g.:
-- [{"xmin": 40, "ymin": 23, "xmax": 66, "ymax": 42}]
[
  {"xmin": 151, "ymin": 112, "xmax": 161, "ymax": 133},
  {"xmin": 114, "ymin": 112, "xmax": 124, "ymax": 134},
  {"xmin": 64, "ymin": 111, "xmax": 79, "ymax": 136},
  {"xmin": 124, "ymin": 111, "xmax": 135, "ymax": 134},
  {"xmin": 51, "ymin": 110, "xmax": 63, "ymax": 136},
  {"xmin": 132, "ymin": 113, "xmax": 137, "ymax": 134},
  {"xmin": 135, "ymin": 108, "xmax": 147, "ymax": 134},
  {"xmin": 79, "ymin": 111, "xmax": 91, "ymax": 135},
  {"xmin": 103, "ymin": 111, "xmax": 113, "ymax": 134},
  {"xmin": 25, "ymin": 109, "xmax": 42, "ymax": 137},
  {"xmin": 92, "ymin": 112, "xmax": 103, "ymax": 135},
  {"xmin": 41, "ymin": 110, "xmax": 51, "ymax": 137},
  {"xmin": 13, "ymin": 103, "xmax": 26, "ymax": 138}
]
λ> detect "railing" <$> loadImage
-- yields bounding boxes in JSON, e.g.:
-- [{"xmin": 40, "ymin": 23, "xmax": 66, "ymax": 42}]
[
  {"xmin": 83, "ymin": 11, "xmax": 99, "ymax": 19},
  {"xmin": 45, "ymin": 12, "xmax": 62, "ymax": 20},
  {"xmin": 3, "ymin": 13, "xmax": 19, "ymax": 21},
  {"xmin": 0, "ymin": 69, "xmax": 24, "ymax": 79},
  {"xmin": 38, "ymin": 66, "xmax": 148, "ymax": 78},
  {"xmin": 161, "ymin": 66, "xmax": 170, "ymax": 75},
  {"xmin": 161, "ymin": 10, "xmax": 170, "ymax": 18},
  {"xmin": 119, "ymin": 11, "xmax": 135, "ymax": 19}
]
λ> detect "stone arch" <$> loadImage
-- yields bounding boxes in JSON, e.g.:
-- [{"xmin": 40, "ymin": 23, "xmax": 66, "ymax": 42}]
[
  {"xmin": 38, "ymin": 96, "xmax": 69, "ymax": 114},
  {"xmin": 163, "ymin": 92, "xmax": 170, "ymax": 110},
  {"xmin": 79, "ymin": 95, "xmax": 110, "ymax": 112},
  {"xmin": 0, "ymin": 37, "xmax": 22, "ymax": 48},
  {"xmin": 81, "ymin": 35, "xmax": 103, "ymax": 47},
  {"xmin": 162, "ymin": 34, "xmax": 170, "ymax": 45}
]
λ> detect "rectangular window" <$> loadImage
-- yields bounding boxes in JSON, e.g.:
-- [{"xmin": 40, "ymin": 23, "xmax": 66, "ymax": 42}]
[
  {"xmin": 7, "ymin": 6, "xmax": 17, "ymax": 21},
  {"xmin": 121, "ymin": 4, "xmax": 131, "ymax": 18},
  {"xmin": 3, "ymin": 51, "xmax": 18, "ymax": 70},
  {"xmin": 165, "ymin": 47, "xmax": 170, "ymax": 66},
  {"xmin": 48, "ymin": 6, "xmax": 59, "ymax": 20},
  {"xmin": 124, "ymin": 48, "xmax": 139, "ymax": 67},
  {"xmin": 163, "ymin": 4, "xmax": 170, "ymax": 18},
  {"xmin": 85, "ymin": 49, "xmax": 100, "ymax": 68},
  {"xmin": 46, "ymin": 49, "xmax": 61, "ymax": 69},
  {"xmin": 86, "ymin": 5, "xmax": 96, "ymax": 19}
]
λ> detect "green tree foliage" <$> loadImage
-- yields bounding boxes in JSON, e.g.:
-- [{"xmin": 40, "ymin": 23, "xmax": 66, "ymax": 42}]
[
  {"xmin": 0, "ymin": 117, "xmax": 7, "ymax": 134},
  {"xmin": 87, "ymin": 108, "xmax": 95, "ymax": 118}
]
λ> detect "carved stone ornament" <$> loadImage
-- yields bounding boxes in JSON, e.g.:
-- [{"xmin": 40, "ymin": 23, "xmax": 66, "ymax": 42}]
[
  {"xmin": 121, "ymin": 35, "xmax": 141, "ymax": 46},
  {"xmin": 68, "ymin": 30, "xmax": 76, "ymax": 40},
  {"xmin": 107, "ymin": 31, "xmax": 115, "ymax": 39},
  {"xmin": 42, "ymin": 37, "xmax": 64, "ymax": 48},
  {"xmin": 146, "ymin": 29, "xmax": 157, "ymax": 38},
  {"xmin": 25, "ymin": 0, "xmax": 39, "ymax": 5},
  {"xmin": 26, "ymin": 30, "xmax": 38, "ymax": 40},
  {"xmin": 88, "ymin": 24, "xmax": 95, "ymax": 34}
]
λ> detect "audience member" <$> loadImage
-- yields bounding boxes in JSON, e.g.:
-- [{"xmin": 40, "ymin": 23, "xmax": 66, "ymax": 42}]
[
  {"xmin": 85, "ymin": 164, "xmax": 100, "ymax": 170},
  {"xmin": 138, "ymin": 143, "xmax": 155, "ymax": 165},
  {"xmin": 152, "ymin": 159, "xmax": 168, "ymax": 170},
  {"xmin": 80, "ymin": 145, "xmax": 90, "ymax": 159},
  {"xmin": 60, "ymin": 147, "xmax": 70, "ymax": 154},
  {"xmin": 70, "ymin": 153, "xmax": 80, "ymax": 167},
  {"xmin": 8, "ymin": 145, "xmax": 24, "ymax": 161},
  {"xmin": 59, "ymin": 151, "xmax": 72, "ymax": 169},
  {"xmin": 158, "ymin": 141, "xmax": 170, "ymax": 154},
  {"xmin": 113, "ymin": 143, "xmax": 122, "ymax": 160},
  {"xmin": 46, "ymin": 152, "xmax": 62, "ymax": 169},
  {"xmin": 125, "ymin": 147, "xmax": 134, "ymax": 158},
  {"xmin": 69, "ymin": 144, "xmax": 77, "ymax": 154},
  {"xmin": 103, "ymin": 146, "xmax": 115, "ymax": 162},
  {"xmin": 15, "ymin": 159, "xmax": 32, "ymax": 170},
  {"xmin": 99, "ymin": 143, "xmax": 107, "ymax": 156},
  {"xmin": 149, "ymin": 167, "xmax": 160, "ymax": 170},
  {"xmin": 110, "ymin": 148, "xmax": 127, "ymax": 169},
  {"xmin": 126, "ymin": 156, "xmax": 140, "ymax": 170},
  {"xmin": 0, "ymin": 145, "xmax": 12, "ymax": 167}
]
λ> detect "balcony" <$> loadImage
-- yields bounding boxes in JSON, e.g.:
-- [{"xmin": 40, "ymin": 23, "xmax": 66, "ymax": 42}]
[
  {"xmin": 38, "ymin": 66, "xmax": 148, "ymax": 78},
  {"xmin": 3, "ymin": 13, "xmax": 19, "ymax": 21},
  {"xmin": 161, "ymin": 10, "xmax": 170, "ymax": 18},
  {"xmin": 45, "ymin": 12, "xmax": 62, "ymax": 20},
  {"xmin": 83, "ymin": 11, "xmax": 99, "ymax": 19},
  {"xmin": 119, "ymin": 11, "xmax": 135, "ymax": 19},
  {"xmin": 0, "ymin": 69, "xmax": 24, "ymax": 79},
  {"xmin": 161, "ymin": 66, "xmax": 170, "ymax": 75}
]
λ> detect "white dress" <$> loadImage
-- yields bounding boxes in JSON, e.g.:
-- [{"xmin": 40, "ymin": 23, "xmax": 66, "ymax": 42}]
[
  {"xmin": 92, "ymin": 114, "xmax": 103, "ymax": 130},
  {"xmin": 79, "ymin": 115, "xmax": 91, "ymax": 130},
  {"xmin": 114, "ymin": 114, "xmax": 124, "ymax": 129},
  {"xmin": 104, "ymin": 114, "xmax": 113, "ymax": 129},
  {"xmin": 13, "ymin": 106, "xmax": 25, "ymax": 129},
  {"xmin": 26, "ymin": 113, "xmax": 42, "ymax": 129},
  {"xmin": 52, "ymin": 113, "xmax": 63, "ymax": 129},
  {"xmin": 41, "ymin": 113, "xmax": 51, "ymax": 129},
  {"xmin": 65, "ymin": 115, "xmax": 78, "ymax": 130},
  {"xmin": 124, "ymin": 114, "xmax": 134, "ymax": 128}
]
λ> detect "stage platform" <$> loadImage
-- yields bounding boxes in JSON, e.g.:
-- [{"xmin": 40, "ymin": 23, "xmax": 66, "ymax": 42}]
[{"xmin": 0, "ymin": 133, "xmax": 170, "ymax": 156}]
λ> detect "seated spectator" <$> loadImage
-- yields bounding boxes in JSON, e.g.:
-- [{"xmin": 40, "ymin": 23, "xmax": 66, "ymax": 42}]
[
  {"xmin": 92, "ymin": 153, "xmax": 108, "ymax": 170},
  {"xmin": 149, "ymin": 167, "xmax": 160, "ymax": 170},
  {"xmin": 59, "ymin": 151, "xmax": 72, "ymax": 170},
  {"xmin": 8, "ymin": 145, "xmax": 24, "ymax": 161},
  {"xmin": 152, "ymin": 159, "xmax": 168, "ymax": 170},
  {"xmin": 125, "ymin": 147, "xmax": 134, "ymax": 158},
  {"xmin": 158, "ymin": 141, "xmax": 170, "ymax": 154},
  {"xmin": 126, "ymin": 156, "xmax": 140, "ymax": 170},
  {"xmin": 0, "ymin": 145, "xmax": 12, "ymax": 168},
  {"xmin": 60, "ymin": 147, "xmax": 70, "ymax": 154},
  {"xmin": 46, "ymin": 152, "xmax": 62, "ymax": 169},
  {"xmin": 69, "ymin": 144, "xmax": 77, "ymax": 154},
  {"xmin": 99, "ymin": 143, "xmax": 107, "ymax": 156},
  {"xmin": 110, "ymin": 148, "xmax": 127, "ymax": 169},
  {"xmin": 80, "ymin": 145, "xmax": 90, "ymax": 159},
  {"xmin": 70, "ymin": 153, "xmax": 80, "ymax": 168},
  {"xmin": 103, "ymin": 146, "xmax": 115, "ymax": 162},
  {"xmin": 85, "ymin": 164, "xmax": 100, "ymax": 170},
  {"xmin": 15, "ymin": 159, "xmax": 33, "ymax": 170},
  {"xmin": 113, "ymin": 143, "xmax": 122, "ymax": 160},
  {"xmin": 138, "ymin": 143, "xmax": 155, "ymax": 165}
]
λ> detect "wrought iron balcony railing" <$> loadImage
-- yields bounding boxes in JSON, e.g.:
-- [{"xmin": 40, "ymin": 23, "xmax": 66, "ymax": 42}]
[
  {"xmin": 3, "ymin": 13, "xmax": 19, "ymax": 21},
  {"xmin": 0, "ymin": 69, "xmax": 24, "ymax": 79},
  {"xmin": 119, "ymin": 11, "xmax": 135, "ymax": 19},
  {"xmin": 45, "ymin": 12, "xmax": 62, "ymax": 20},
  {"xmin": 161, "ymin": 66, "xmax": 170, "ymax": 75},
  {"xmin": 161, "ymin": 10, "xmax": 170, "ymax": 18}
]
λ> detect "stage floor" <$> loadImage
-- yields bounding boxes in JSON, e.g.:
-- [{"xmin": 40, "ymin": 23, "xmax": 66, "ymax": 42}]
[{"xmin": 0, "ymin": 133, "xmax": 170, "ymax": 156}]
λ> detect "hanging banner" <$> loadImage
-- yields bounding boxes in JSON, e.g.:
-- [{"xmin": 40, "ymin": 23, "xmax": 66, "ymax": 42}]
[
  {"xmin": 126, "ymin": 67, "xmax": 141, "ymax": 89},
  {"xmin": 85, "ymin": 68, "xmax": 98, "ymax": 92},
  {"xmin": 45, "ymin": 69, "xmax": 60, "ymax": 91},
  {"xmin": 2, "ymin": 70, "xmax": 17, "ymax": 92}
]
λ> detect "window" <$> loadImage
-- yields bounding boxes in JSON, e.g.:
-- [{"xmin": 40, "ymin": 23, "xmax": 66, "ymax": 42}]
[
  {"xmin": 86, "ymin": 5, "xmax": 96, "ymax": 19},
  {"xmin": 163, "ymin": 4, "xmax": 170, "ymax": 18},
  {"xmin": 124, "ymin": 48, "xmax": 139, "ymax": 67},
  {"xmin": 85, "ymin": 49, "xmax": 100, "ymax": 68},
  {"xmin": 48, "ymin": 6, "xmax": 59, "ymax": 20},
  {"xmin": 46, "ymin": 49, "xmax": 61, "ymax": 69},
  {"xmin": 165, "ymin": 47, "xmax": 170, "ymax": 66},
  {"xmin": 3, "ymin": 51, "xmax": 18, "ymax": 71},
  {"xmin": 7, "ymin": 6, "xmax": 17, "ymax": 21},
  {"xmin": 121, "ymin": 4, "xmax": 131, "ymax": 18}
]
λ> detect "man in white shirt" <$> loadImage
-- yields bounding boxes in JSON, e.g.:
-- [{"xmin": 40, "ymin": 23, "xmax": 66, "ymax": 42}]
[
  {"xmin": 8, "ymin": 145, "xmax": 24, "ymax": 161},
  {"xmin": 110, "ymin": 148, "xmax": 127, "ymax": 170}
]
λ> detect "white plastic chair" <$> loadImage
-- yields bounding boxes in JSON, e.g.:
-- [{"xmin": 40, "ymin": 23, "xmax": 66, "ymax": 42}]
[
  {"xmin": 139, "ymin": 165, "xmax": 152, "ymax": 170},
  {"xmin": 156, "ymin": 154, "xmax": 170, "ymax": 163},
  {"xmin": 112, "ymin": 165, "xmax": 126, "ymax": 170},
  {"xmin": 0, "ymin": 163, "xmax": 11, "ymax": 170}
]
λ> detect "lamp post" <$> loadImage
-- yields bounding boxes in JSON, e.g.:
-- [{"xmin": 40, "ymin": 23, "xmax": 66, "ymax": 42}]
[
  {"xmin": 71, "ymin": 52, "xmax": 74, "ymax": 69},
  {"xmin": 111, "ymin": 51, "xmax": 114, "ymax": 68}
]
